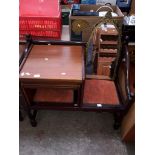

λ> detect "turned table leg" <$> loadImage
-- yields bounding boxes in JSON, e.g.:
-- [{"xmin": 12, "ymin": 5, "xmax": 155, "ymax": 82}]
[
  {"xmin": 113, "ymin": 112, "xmax": 123, "ymax": 130},
  {"xmin": 28, "ymin": 109, "xmax": 38, "ymax": 127},
  {"xmin": 19, "ymin": 110, "xmax": 24, "ymax": 122}
]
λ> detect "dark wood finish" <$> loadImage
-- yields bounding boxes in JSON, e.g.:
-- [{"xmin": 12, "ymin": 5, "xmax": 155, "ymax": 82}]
[
  {"xmin": 19, "ymin": 36, "xmax": 33, "ymax": 72},
  {"xmin": 19, "ymin": 110, "xmax": 24, "ymax": 121},
  {"xmin": 19, "ymin": 45, "xmax": 25, "ymax": 60},
  {"xmin": 100, "ymin": 40, "xmax": 118, "ymax": 45},
  {"xmin": 100, "ymin": 44, "xmax": 118, "ymax": 49},
  {"xmin": 34, "ymin": 88, "xmax": 73, "ymax": 103},
  {"xmin": 94, "ymin": 25, "xmax": 119, "ymax": 81},
  {"xmin": 129, "ymin": 63, "xmax": 135, "ymax": 94},
  {"xmin": 113, "ymin": 112, "xmax": 124, "ymax": 129},
  {"xmin": 19, "ymin": 36, "xmax": 134, "ymax": 128},
  {"xmin": 19, "ymin": 39, "xmax": 32, "ymax": 122},
  {"xmin": 124, "ymin": 44, "xmax": 133, "ymax": 101},
  {"xmin": 121, "ymin": 103, "xmax": 135, "ymax": 142},
  {"xmin": 83, "ymin": 79, "xmax": 119, "ymax": 105},
  {"xmin": 29, "ymin": 104, "xmax": 125, "ymax": 112},
  {"xmin": 96, "ymin": 26, "xmax": 118, "ymax": 51},
  {"xmin": 128, "ymin": 43, "xmax": 135, "ymax": 62},
  {"xmin": 32, "ymin": 40, "xmax": 87, "ymax": 46},
  {"xmin": 98, "ymin": 49, "xmax": 117, "ymax": 57},
  {"xmin": 122, "ymin": 125, "xmax": 135, "ymax": 142},
  {"xmin": 28, "ymin": 109, "xmax": 38, "ymax": 127},
  {"xmin": 97, "ymin": 57, "xmax": 116, "ymax": 77},
  {"xmin": 20, "ymin": 43, "xmax": 84, "ymax": 126},
  {"xmin": 86, "ymin": 74, "xmax": 111, "ymax": 80},
  {"xmin": 115, "ymin": 37, "xmax": 135, "ymax": 114},
  {"xmin": 115, "ymin": 65, "xmax": 127, "ymax": 104},
  {"xmin": 97, "ymin": 27, "xmax": 118, "ymax": 36},
  {"xmin": 20, "ymin": 45, "xmax": 83, "ymax": 83}
]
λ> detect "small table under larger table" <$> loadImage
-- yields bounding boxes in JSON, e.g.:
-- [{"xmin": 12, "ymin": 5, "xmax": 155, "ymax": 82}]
[{"xmin": 20, "ymin": 44, "xmax": 84, "ymax": 126}]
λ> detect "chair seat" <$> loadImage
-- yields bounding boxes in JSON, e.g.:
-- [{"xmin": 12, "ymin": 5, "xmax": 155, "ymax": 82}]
[
  {"xmin": 33, "ymin": 88, "xmax": 73, "ymax": 103},
  {"xmin": 83, "ymin": 79, "xmax": 119, "ymax": 105}
]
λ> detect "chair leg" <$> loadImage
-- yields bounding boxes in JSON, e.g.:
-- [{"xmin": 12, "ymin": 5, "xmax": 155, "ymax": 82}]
[
  {"xmin": 19, "ymin": 110, "xmax": 24, "ymax": 121},
  {"xmin": 113, "ymin": 112, "xmax": 122, "ymax": 130},
  {"xmin": 28, "ymin": 109, "xmax": 38, "ymax": 127}
]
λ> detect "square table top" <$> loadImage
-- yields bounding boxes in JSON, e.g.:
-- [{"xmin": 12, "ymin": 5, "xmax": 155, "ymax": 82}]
[{"xmin": 19, "ymin": 45, "xmax": 84, "ymax": 83}]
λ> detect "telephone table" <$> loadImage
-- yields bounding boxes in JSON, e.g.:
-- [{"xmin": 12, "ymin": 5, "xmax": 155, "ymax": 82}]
[{"xmin": 19, "ymin": 45, "xmax": 84, "ymax": 126}]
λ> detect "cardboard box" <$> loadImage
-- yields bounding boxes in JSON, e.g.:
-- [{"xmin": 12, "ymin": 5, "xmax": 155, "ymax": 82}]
[
  {"xmin": 81, "ymin": 0, "xmax": 116, "ymax": 5},
  {"xmin": 96, "ymin": 0, "xmax": 116, "ymax": 5},
  {"xmin": 69, "ymin": 5, "xmax": 124, "ymax": 41},
  {"xmin": 129, "ymin": 0, "xmax": 135, "ymax": 15},
  {"xmin": 81, "ymin": 0, "xmax": 96, "ymax": 4}
]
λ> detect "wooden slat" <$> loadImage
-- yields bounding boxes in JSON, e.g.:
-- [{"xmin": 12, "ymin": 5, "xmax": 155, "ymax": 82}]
[
  {"xmin": 86, "ymin": 74, "xmax": 111, "ymax": 80},
  {"xmin": 99, "ymin": 49, "xmax": 117, "ymax": 54},
  {"xmin": 33, "ymin": 88, "xmax": 73, "ymax": 103},
  {"xmin": 100, "ymin": 40, "xmax": 118, "ymax": 45},
  {"xmin": 83, "ymin": 80, "xmax": 119, "ymax": 105},
  {"xmin": 98, "ymin": 28, "xmax": 118, "ymax": 36}
]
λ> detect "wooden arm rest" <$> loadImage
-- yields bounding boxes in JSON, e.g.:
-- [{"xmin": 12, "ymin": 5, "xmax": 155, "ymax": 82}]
[
  {"xmin": 32, "ymin": 40, "xmax": 87, "ymax": 46},
  {"xmin": 19, "ymin": 36, "xmax": 33, "ymax": 72},
  {"xmin": 123, "ymin": 43, "xmax": 133, "ymax": 101},
  {"xmin": 116, "ymin": 36, "xmax": 135, "ymax": 103}
]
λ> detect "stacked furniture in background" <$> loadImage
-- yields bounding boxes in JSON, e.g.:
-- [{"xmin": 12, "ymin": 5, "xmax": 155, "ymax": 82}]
[{"xmin": 70, "ymin": 4, "xmax": 124, "ymax": 42}]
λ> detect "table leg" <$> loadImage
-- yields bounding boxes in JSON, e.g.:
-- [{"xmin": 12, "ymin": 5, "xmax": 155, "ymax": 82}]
[
  {"xmin": 113, "ymin": 112, "xmax": 123, "ymax": 130},
  {"xmin": 19, "ymin": 110, "xmax": 24, "ymax": 121},
  {"xmin": 79, "ymin": 82, "xmax": 84, "ymax": 108},
  {"xmin": 28, "ymin": 109, "xmax": 38, "ymax": 127},
  {"xmin": 73, "ymin": 89, "xmax": 79, "ymax": 107}
]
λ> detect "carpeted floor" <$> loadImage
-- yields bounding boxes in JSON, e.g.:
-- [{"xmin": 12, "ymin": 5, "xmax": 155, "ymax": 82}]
[{"xmin": 19, "ymin": 111, "xmax": 134, "ymax": 155}]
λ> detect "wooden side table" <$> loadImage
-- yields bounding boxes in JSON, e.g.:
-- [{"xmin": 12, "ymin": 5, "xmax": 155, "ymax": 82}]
[{"xmin": 19, "ymin": 45, "xmax": 84, "ymax": 126}]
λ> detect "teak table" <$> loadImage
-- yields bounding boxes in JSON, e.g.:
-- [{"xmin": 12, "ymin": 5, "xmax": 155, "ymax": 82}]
[
  {"xmin": 19, "ymin": 38, "xmax": 134, "ymax": 129},
  {"xmin": 20, "ymin": 45, "xmax": 84, "ymax": 126}
]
